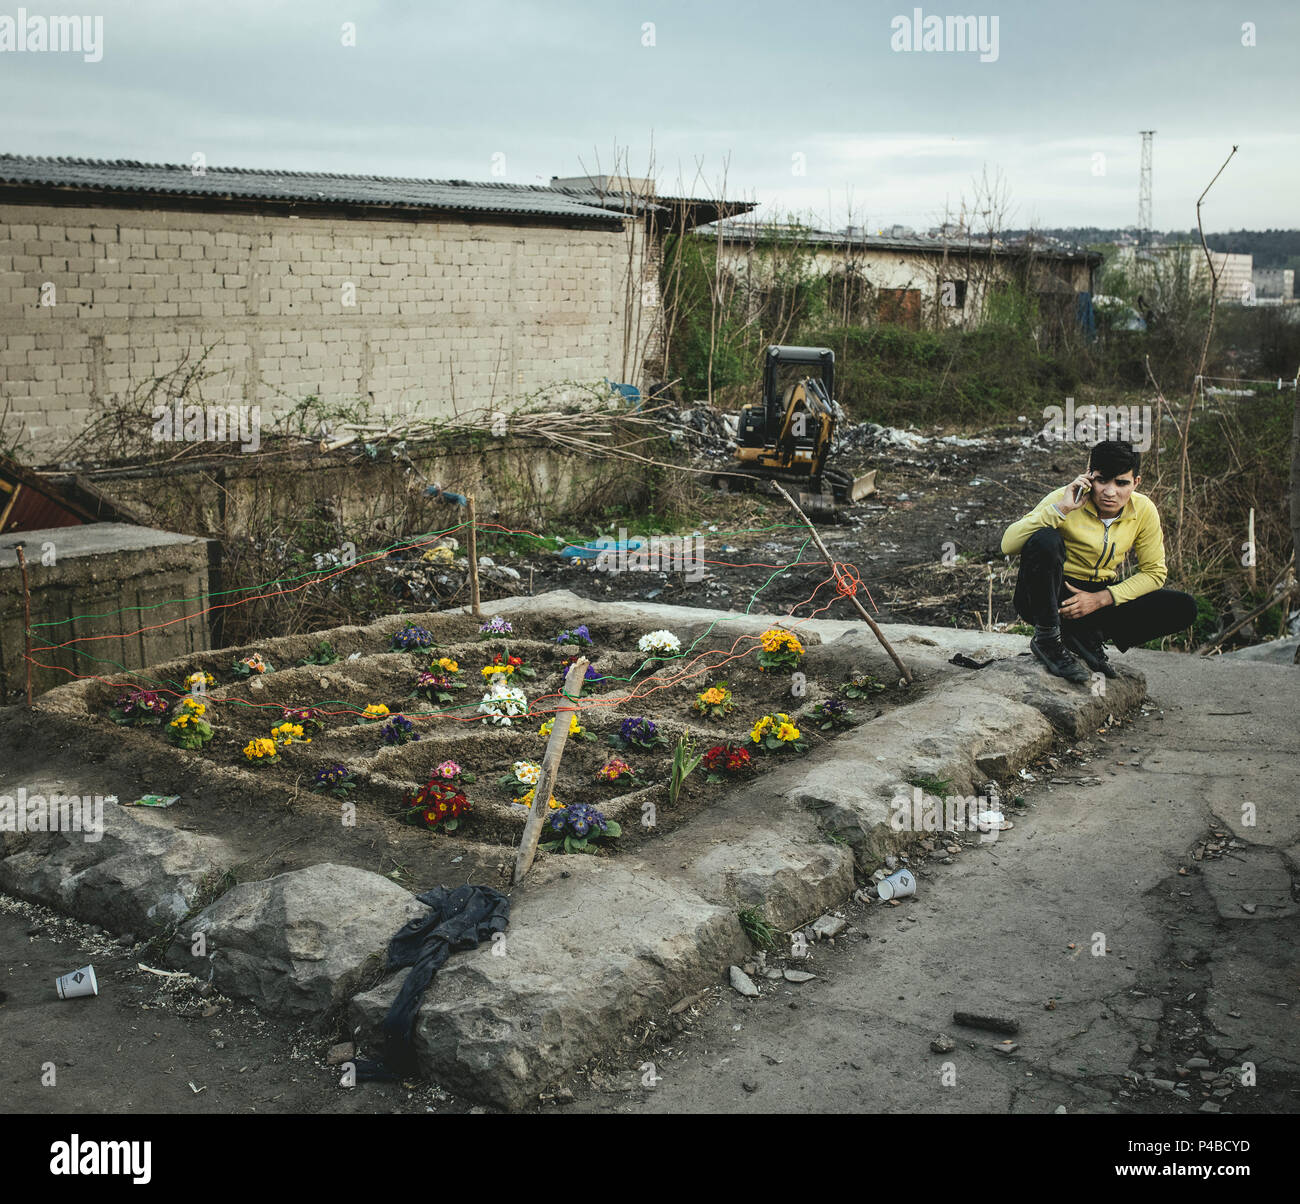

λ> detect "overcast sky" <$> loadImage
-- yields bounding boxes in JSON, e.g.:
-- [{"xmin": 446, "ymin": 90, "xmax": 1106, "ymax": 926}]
[{"xmin": 1, "ymin": 0, "xmax": 1295, "ymax": 232}]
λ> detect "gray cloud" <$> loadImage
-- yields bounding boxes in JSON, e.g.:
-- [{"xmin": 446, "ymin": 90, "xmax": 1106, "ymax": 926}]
[{"xmin": 1, "ymin": 0, "xmax": 1294, "ymax": 228}]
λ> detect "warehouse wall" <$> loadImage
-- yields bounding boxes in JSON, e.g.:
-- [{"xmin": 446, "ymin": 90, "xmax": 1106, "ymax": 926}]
[{"xmin": 0, "ymin": 201, "xmax": 650, "ymax": 463}]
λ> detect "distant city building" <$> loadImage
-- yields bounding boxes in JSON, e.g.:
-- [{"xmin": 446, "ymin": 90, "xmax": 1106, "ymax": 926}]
[
  {"xmin": 1252, "ymin": 266, "xmax": 1295, "ymax": 303},
  {"xmin": 1110, "ymin": 244, "xmax": 1256, "ymax": 303}
]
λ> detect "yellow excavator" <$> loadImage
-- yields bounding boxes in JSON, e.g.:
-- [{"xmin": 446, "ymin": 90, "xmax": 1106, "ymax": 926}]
[{"xmin": 724, "ymin": 345, "xmax": 876, "ymax": 508}]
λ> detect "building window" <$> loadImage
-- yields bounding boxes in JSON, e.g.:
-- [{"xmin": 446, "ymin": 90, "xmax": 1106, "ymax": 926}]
[{"xmin": 941, "ymin": 279, "xmax": 967, "ymax": 309}]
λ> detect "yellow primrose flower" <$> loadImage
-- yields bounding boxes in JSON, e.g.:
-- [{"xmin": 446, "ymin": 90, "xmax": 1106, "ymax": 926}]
[
  {"xmin": 481, "ymin": 664, "xmax": 514, "ymax": 678},
  {"xmin": 436, "ymin": 658, "xmax": 459, "ymax": 673},
  {"xmin": 777, "ymin": 722, "xmax": 801, "ymax": 741},
  {"xmin": 539, "ymin": 714, "xmax": 583, "ymax": 737},
  {"xmin": 520, "ymin": 787, "xmax": 562, "ymax": 810},
  {"xmin": 363, "ymin": 703, "xmax": 389, "ymax": 718},
  {"xmin": 759, "ymin": 629, "xmax": 803, "ymax": 653}
]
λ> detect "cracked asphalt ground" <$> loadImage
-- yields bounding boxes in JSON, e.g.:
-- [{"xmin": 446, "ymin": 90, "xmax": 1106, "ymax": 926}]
[{"xmin": 560, "ymin": 649, "xmax": 1300, "ymax": 1115}]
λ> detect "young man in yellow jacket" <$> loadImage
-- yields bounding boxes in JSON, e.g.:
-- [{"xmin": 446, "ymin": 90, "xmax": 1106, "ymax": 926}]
[{"xmin": 1001, "ymin": 439, "xmax": 1197, "ymax": 682}]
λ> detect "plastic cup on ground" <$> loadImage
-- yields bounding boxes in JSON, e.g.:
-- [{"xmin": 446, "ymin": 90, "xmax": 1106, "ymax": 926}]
[
  {"xmin": 55, "ymin": 965, "xmax": 98, "ymax": 999},
  {"xmin": 877, "ymin": 867, "xmax": 916, "ymax": 901}
]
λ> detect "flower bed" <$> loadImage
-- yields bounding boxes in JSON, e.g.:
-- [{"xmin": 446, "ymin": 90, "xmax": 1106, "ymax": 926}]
[{"xmin": 64, "ymin": 607, "xmax": 911, "ymax": 874}]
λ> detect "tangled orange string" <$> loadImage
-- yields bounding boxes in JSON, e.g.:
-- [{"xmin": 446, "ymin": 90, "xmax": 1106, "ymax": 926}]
[{"xmin": 833, "ymin": 563, "xmax": 862, "ymax": 597}]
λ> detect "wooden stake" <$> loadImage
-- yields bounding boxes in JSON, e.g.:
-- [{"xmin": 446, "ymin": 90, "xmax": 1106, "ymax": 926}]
[
  {"xmin": 770, "ymin": 483, "xmax": 913, "ymax": 684},
  {"xmin": 987, "ymin": 564, "xmax": 994, "ymax": 631},
  {"xmin": 1246, "ymin": 507, "xmax": 1257, "ymax": 593},
  {"xmin": 15, "ymin": 543, "xmax": 32, "ymax": 708},
  {"xmin": 513, "ymin": 658, "xmax": 588, "ymax": 883},
  {"xmin": 466, "ymin": 493, "xmax": 481, "ymax": 619}
]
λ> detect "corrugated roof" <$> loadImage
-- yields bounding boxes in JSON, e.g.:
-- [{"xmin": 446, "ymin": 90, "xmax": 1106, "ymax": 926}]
[
  {"xmin": 702, "ymin": 222, "xmax": 1101, "ymax": 263},
  {"xmin": 0, "ymin": 154, "xmax": 632, "ymax": 223}
]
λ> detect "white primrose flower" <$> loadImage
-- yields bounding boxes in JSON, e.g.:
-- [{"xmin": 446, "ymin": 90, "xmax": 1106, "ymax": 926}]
[
  {"xmin": 478, "ymin": 684, "xmax": 528, "ymax": 726},
  {"xmin": 512, "ymin": 760, "xmax": 542, "ymax": 785},
  {"xmin": 637, "ymin": 629, "xmax": 681, "ymax": 655}
]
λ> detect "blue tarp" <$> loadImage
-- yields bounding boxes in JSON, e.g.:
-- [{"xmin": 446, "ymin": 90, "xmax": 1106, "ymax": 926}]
[{"xmin": 1076, "ymin": 291, "xmax": 1096, "ymax": 339}]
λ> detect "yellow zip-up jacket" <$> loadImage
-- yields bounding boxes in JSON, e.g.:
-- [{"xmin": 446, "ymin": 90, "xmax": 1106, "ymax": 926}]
[{"xmin": 1001, "ymin": 487, "xmax": 1168, "ymax": 604}]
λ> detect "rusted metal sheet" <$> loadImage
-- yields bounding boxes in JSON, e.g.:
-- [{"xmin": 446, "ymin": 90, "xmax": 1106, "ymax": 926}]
[
  {"xmin": 0, "ymin": 454, "xmax": 143, "ymax": 534},
  {"xmin": 0, "ymin": 480, "xmax": 85, "ymax": 534}
]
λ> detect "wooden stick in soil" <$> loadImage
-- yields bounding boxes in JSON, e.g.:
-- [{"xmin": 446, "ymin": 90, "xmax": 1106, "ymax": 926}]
[
  {"xmin": 466, "ymin": 493, "xmax": 481, "ymax": 619},
  {"xmin": 770, "ymin": 483, "xmax": 913, "ymax": 684},
  {"xmin": 15, "ymin": 543, "xmax": 32, "ymax": 707},
  {"xmin": 514, "ymin": 658, "xmax": 588, "ymax": 884},
  {"xmin": 1246, "ymin": 508, "xmax": 1257, "ymax": 593}
]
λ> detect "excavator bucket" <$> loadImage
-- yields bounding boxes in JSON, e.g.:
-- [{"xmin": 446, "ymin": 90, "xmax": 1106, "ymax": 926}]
[{"xmin": 848, "ymin": 470, "xmax": 878, "ymax": 502}]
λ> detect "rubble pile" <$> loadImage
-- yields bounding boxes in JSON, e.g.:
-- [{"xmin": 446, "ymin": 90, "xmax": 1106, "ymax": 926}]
[{"xmin": 661, "ymin": 405, "xmax": 738, "ymax": 459}]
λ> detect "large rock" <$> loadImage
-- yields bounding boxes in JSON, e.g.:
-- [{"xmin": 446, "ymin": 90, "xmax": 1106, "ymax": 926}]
[
  {"xmin": 350, "ymin": 857, "xmax": 747, "ymax": 1110},
  {"xmin": 168, "ymin": 863, "xmax": 428, "ymax": 1018},
  {"xmin": 656, "ymin": 771, "xmax": 855, "ymax": 929},
  {"xmin": 785, "ymin": 681, "xmax": 1057, "ymax": 861},
  {"xmin": 982, "ymin": 657, "xmax": 1146, "ymax": 739},
  {"xmin": 0, "ymin": 800, "xmax": 229, "ymax": 935}
]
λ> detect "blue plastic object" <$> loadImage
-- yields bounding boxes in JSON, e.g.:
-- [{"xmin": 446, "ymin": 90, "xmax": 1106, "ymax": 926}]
[
  {"xmin": 558, "ymin": 537, "xmax": 647, "ymax": 561},
  {"xmin": 424, "ymin": 485, "xmax": 468, "ymax": 506},
  {"xmin": 604, "ymin": 378, "xmax": 642, "ymax": 410}
]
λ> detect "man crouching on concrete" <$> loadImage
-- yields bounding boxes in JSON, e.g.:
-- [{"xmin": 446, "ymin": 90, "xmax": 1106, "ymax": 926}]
[{"xmin": 1001, "ymin": 438, "xmax": 1197, "ymax": 682}]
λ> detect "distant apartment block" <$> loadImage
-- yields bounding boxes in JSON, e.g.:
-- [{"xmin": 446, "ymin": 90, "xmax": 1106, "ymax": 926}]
[{"xmin": 1252, "ymin": 266, "xmax": 1295, "ymax": 302}]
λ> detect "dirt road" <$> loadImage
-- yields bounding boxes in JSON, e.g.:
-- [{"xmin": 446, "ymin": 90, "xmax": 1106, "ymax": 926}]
[{"xmin": 556, "ymin": 649, "xmax": 1300, "ymax": 1115}]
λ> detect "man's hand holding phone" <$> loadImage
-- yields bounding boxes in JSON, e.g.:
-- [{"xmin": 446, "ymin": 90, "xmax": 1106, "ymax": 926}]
[{"xmin": 1057, "ymin": 470, "xmax": 1096, "ymax": 514}]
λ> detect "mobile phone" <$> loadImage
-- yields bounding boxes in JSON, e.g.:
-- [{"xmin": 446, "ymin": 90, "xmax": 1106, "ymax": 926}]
[{"xmin": 1073, "ymin": 481, "xmax": 1087, "ymax": 504}]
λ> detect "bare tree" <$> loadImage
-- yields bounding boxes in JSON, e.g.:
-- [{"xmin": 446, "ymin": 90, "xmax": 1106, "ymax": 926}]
[{"xmin": 1169, "ymin": 146, "xmax": 1239, "ymax": 569}]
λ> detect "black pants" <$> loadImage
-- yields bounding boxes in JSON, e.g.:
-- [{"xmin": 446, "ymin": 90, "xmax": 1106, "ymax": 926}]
[{"xmin": 1012, "ymin": 528, "xmax": 1198, "ymax": 652}]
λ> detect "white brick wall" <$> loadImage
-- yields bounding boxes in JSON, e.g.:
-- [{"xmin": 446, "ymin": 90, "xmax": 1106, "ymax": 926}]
[{"xmin": 0, "ymin": 202, "xmax": 655, "ymax": 461}]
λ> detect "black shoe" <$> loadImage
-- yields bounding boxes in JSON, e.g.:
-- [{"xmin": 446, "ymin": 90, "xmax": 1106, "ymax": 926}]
[
  {"xmin": 1030, "ymin": 635, "xmax": 1091, "ymax": 684},
  {"xmin": 1062, "ymin": 630, "xmax": 1118, "ymax": 679}
]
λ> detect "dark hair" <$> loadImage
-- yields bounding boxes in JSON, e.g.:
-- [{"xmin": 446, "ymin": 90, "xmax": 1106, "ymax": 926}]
[{"xmin": 1089, "ymin": 439, "xmax": 1140, "ymax": 479}]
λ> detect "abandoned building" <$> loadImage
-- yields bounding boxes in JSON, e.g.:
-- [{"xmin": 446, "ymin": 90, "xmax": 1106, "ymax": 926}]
[{"xmin": 698, "ymin": 220, "xmax": 1101, "ymax": 333}]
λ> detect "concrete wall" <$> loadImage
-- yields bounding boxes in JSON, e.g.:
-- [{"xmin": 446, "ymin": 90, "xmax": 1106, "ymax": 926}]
[
  {"xmin": 100, "ymin": 436, "xmax": 651, "ymax": 539},
  {"xmin": 0, "ymin": 523, "xmax": 210, "ymax": 700},
  {"xmin": 0, "ymin": 201, "xmax": 652, "ymax": 463}
]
